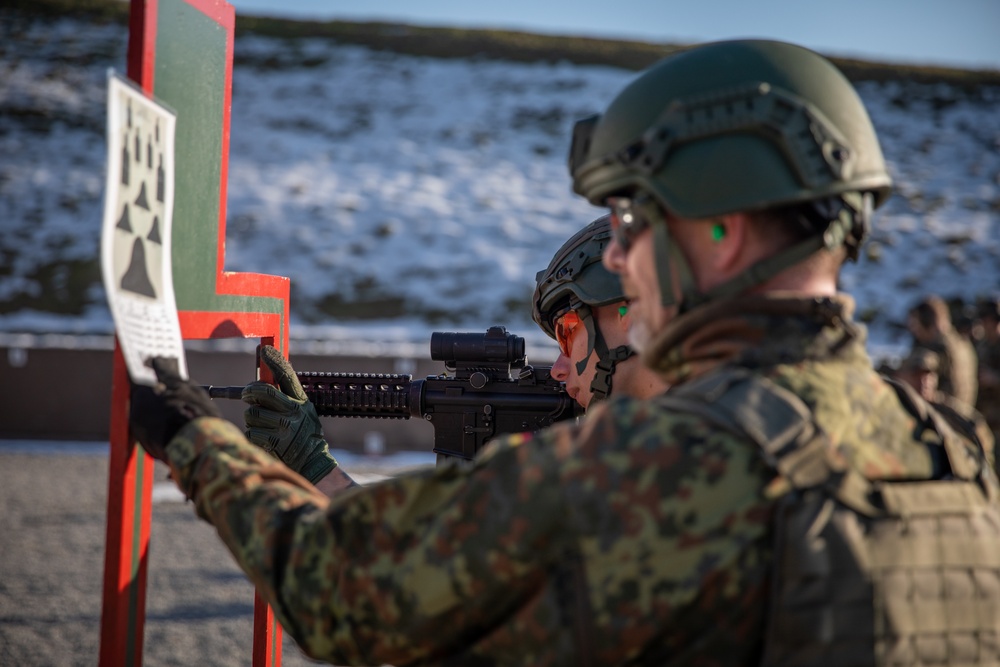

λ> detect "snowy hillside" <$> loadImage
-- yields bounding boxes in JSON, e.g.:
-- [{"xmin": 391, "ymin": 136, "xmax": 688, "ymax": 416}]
[{"xmin": 2, "ymin": 9, "xmax": 999, "ymax": 362}]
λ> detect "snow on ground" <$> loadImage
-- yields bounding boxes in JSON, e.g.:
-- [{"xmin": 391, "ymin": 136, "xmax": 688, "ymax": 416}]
[{"xmin": 1, "ymin": 13, "xmax": 999, "ymax": 364}]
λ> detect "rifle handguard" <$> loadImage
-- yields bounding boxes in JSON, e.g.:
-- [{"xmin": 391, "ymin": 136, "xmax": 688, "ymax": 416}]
[{"xmin": 296, "ymin": 372, "xmax": 415, "ymax": 419}]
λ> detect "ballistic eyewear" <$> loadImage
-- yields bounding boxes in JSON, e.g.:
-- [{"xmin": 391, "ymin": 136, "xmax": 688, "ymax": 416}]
[
  {"xmin": 554, "ymin": 309, "xmax": 582, "ymax": 357},
  {"xmin": 609, "ymin": 195, "xmax": 656, "ymax": 253}
]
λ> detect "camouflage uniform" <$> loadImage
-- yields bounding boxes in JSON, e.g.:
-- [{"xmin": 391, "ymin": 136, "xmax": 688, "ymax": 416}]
[{"xmin": 161, "ymin": 294, "xmax": 991, "ymax": 666}]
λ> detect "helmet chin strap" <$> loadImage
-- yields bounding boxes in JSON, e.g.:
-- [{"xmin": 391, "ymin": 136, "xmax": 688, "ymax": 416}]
[
  {"xmin": 652, "ymin": 193, "xmax": 872, "ymax": 312},
  {"xmin": 574, "ymin": 305, "xmax": 635, "ymax": 402},
  {"xmin": 589, "ymin": 342, "xmax": 634, "ymax": 402},
  {"xmin": 653, "ymin": 218, "xmax": 698, "ymax": 310}
]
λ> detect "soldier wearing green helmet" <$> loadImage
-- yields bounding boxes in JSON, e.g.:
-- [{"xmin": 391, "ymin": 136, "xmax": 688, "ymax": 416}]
[
  {"xmin": 532, "ymin": 215, "xmax": 666, "ymax": 408},
  {"xmin": 128, "ymin": 39, "xmax": 1000, "ymax": 665},
  {"xmin": 574, "ymin": 38, "xmax": 1000, "ymax": 664}
]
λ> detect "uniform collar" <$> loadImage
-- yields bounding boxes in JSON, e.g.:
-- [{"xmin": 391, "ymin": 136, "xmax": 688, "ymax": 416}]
[{"xmin": 643, "ymin": 293, "xmax": 866, "ymax": 386}]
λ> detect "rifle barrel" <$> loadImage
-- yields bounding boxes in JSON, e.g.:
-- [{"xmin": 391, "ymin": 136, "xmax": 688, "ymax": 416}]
[{"xmin": 203, "ymin": 385, "xmax": 245, "ymax": 400}]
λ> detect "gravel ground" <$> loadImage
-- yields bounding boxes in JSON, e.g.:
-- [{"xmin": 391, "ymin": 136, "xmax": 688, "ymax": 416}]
[{"xmin": 0, "ymin": 445, "xmax": 427, "ymax": 666}]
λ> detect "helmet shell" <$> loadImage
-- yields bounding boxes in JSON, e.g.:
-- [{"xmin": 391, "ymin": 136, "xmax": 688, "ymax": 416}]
[
  {"xmin": 532, "ymin": 215, "xmax": 624, "ymax": 338},
  {"xmin": 571, "ymin": 40, "xmax": 892, "ymax": 218}
]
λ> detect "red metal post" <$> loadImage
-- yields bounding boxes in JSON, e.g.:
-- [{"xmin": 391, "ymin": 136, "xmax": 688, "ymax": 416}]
[{"xmin": 99, "ymin": 343, "xmax": 155, "ymax": 666}]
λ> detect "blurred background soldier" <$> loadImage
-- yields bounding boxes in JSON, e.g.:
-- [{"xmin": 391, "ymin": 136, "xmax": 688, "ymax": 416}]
[
  {"xmin": 532, "ymin": 214, "xmax": 666, "ymax": 409},
  {"xmin": 896, "ymin": 348, "xmax": 994, "ymax": 468},
  {"xmin": 946, "ymin": 295, "xmax": 977, "ymax": 342},
  {"xmin": 976, "ymin": 298, "xmax": 1000, "ymax": 448},
  {"xmin": 895, "ymin": 348, "xmax": 941, "ymax": 403},
  {"xmin": 904, "ymin": 294, "xmax": 978, "ymax": 407}
]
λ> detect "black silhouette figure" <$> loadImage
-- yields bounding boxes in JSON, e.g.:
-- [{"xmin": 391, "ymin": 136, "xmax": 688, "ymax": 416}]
[
  {"xmin": 120, "ymin": 238, "xmax": 156, "ymax": 298},
  {"xmin": 147, "ymin": 216, "xmax": 162, "ymax": 244},
  {"xmin": 121, "ymin": 133, "xmax": 130, "ymax": 186},
  {"xmin": 134, "ymin": 181, "xmax": 151, "ymax": 211},
  {"xmin": 157, "ymin": 156, "xmax": 164, "ymax": 203},
  {"xmin": 116, "ymin": 204, "xmax": 132, "ymax": 233}
]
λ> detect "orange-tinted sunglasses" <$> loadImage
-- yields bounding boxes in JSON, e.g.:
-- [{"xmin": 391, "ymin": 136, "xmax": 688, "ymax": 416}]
[{"xmin": 555, "ymin": 310, "xmax": 582, "ymax": 357}]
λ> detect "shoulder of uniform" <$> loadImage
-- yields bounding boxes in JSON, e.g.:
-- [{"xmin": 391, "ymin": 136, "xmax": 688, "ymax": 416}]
[
  {"xmin": 595, "ymin": 367, "xmax": 814, "ymax": 454},
  {"xmin": 583, "ymin": 392, "xmax": 731, "ymax": 442}
]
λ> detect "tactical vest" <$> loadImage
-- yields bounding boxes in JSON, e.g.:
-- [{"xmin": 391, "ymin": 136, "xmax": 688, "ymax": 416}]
[{"xmin": 657, "ymin": 367, "xmax": 1000, "ymax": 666}]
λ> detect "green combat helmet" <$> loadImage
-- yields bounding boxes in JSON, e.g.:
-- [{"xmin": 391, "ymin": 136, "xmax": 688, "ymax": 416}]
[
  {"xmin": 532, "ymin": 215, "xmax": 634, "ymax": 402},
  {"xmin": 568, "ymin": 39, "xmax": 893, "ymax": 311}
]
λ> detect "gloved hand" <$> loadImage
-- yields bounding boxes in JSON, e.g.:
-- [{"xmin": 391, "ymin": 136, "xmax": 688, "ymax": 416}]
[
  {"xmin": 130, "ymin": 357, "xmax": 221, "ymax": 462},
  {"xmin": 241, "ymin": 345, "xmax": 337, "ymax": 484}
]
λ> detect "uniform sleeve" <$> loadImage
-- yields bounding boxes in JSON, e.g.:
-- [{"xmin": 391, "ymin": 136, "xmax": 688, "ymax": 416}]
[{"xmin": 164, "ymin": 416, "xmax": 570, "ymax": 666}]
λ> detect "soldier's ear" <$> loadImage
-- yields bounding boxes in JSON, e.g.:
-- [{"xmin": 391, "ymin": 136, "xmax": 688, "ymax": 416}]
[
  {"xmin": 709, "ymin": 213, "xmax": 748, "ymax": 274},
  {"xmin": 618, "ymin": 305, "xmax": 632, "ymax": 332}
]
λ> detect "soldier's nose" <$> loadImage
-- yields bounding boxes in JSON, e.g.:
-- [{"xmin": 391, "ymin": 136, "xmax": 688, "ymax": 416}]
[{"xmin": 551, "ymin": 353, "xmax": 571, "ymax": 382}]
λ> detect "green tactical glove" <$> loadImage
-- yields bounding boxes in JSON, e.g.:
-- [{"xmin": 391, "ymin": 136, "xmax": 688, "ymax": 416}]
[{"xmin": 241, "ymin": 345, "xmax": 337, "ymax": 484}]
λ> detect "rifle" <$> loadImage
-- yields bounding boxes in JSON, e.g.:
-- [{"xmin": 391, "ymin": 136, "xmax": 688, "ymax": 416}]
[{"xmin": 205, "ymin": 326, "xmax": 581, "ymax": 462}]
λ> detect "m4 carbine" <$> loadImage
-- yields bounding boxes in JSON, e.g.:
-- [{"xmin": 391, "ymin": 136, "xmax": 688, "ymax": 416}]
[{"xmin": 206, "ymin": 326, "xmax": 581, "ymax": 462}]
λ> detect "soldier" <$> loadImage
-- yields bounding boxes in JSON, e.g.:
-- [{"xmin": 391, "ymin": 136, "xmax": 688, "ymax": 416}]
[
  {"xmin": 976, "ymin": 298, "xmax": 1000, "ymax": 449},
  {"xmin": 130, "ymin": 39, "xmax": 1000, "ymax": 666},
  {"xmin": 895, "ymin": 348, "xmax": 944, "ymax": 403},
  {"xmin": 237, "ymin": 216, "xmax": 666, "ymax": 498},
  {"xmin": 903, "ymin": 294, "xmax": 979, "ymax": 407},
  {"xmin": 895, "ymin": 348, "xmax": 939, "ymax": 401},
  {"xmin": 895, "ymin": 348, "xmax": 994, "ymax": 468},
  {"xmin": 533, "ymin": 214, "xmax": 667, "ymax": 409}
]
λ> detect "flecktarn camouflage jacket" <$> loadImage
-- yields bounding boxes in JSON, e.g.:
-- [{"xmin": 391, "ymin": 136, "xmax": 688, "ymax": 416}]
[{"xmin": 164, "ymin": 294, "xmax": 997, "ymax": 666}]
